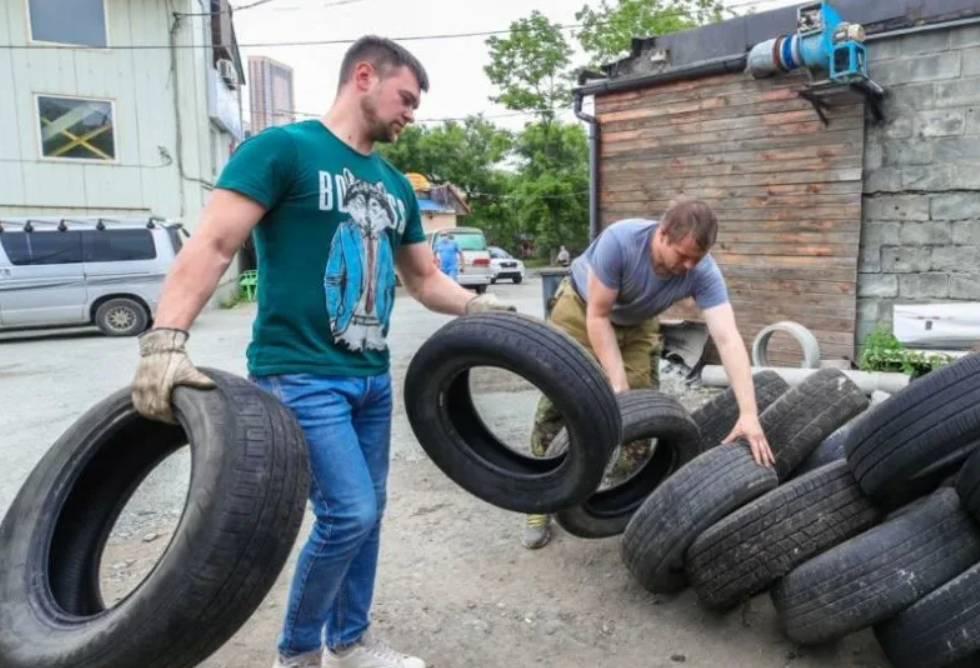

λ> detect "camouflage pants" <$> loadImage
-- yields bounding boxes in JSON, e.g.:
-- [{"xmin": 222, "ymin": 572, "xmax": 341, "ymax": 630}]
[{"xmin": 530, "ymin": 277, "xmax": 662, "ymax": 458}]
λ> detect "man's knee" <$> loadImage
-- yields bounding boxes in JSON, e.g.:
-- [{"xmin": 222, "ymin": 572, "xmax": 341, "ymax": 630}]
[{"xmin": 313, "ymin": 494, "xmax": 380, "ymax": 544}]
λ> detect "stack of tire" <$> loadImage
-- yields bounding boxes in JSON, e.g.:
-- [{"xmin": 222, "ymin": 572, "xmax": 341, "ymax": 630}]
[{"xmin": 622, "ymin": 353, "xmax": 980, "ymax": 668}]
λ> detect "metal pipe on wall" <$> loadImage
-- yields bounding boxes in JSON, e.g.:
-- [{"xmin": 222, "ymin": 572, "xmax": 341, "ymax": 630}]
[{"xmin": 574, "ymin": 92, "xmax": 599, "ymax": 241}]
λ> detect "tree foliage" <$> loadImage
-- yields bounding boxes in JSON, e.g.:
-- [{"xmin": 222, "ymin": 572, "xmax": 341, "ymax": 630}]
[
  {"xmin": 484, "ymin": 10, "xmax": 573, "ymax": 119},
  {"xmin": 576, "ymin": 0, "xmax": 727, "ymax": 67}
]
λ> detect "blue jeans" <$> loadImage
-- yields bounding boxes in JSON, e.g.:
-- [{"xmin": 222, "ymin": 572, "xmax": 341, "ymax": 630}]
[{"xmin": 251, "ymin": 372, "xmax": 393, "ymax": 656}]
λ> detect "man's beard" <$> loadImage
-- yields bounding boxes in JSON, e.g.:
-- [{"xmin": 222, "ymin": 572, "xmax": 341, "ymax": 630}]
[{"xmin": 360, "ymin": 96, "xmax": 396, "ymax": 143}]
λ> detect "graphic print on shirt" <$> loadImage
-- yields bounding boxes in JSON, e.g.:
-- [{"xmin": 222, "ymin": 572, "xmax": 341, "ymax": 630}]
[{"xmin": 323, "ymin": 168, "xmax": 404, "ymax": 352}]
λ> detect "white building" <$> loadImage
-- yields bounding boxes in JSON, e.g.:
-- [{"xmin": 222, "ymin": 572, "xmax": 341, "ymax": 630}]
[{"xmin": 0, "ymin": 0, "xmax": 245, "ymax": 244}]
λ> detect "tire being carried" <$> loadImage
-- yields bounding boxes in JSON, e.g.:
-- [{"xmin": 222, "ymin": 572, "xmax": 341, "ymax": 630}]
[
  {"xmin": 622, "ymin": 442, "xmax": 778, "ymax": 594},
  {"xmin": 404, "ymin": 311, "xmax": 622, "ymax": 514},
  {"xmin": 553, "ymin": 390, "xmax": 701, "ymax": 539},
  {"xmin": 686, "ymin": 460, "xmax": 879, "ymax": 610},
  {"xmin": 690, "ymin": 370, "xmax": 789, "ymax": 452},
  {"xmin": 0, "ymin": 369, "xmax": 310, "ymax": 668}
]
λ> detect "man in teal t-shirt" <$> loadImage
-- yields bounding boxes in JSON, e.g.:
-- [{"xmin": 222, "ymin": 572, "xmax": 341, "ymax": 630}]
[{"xmin": 129, "ymin": 36, "xmax": 513, "ymax": 668}]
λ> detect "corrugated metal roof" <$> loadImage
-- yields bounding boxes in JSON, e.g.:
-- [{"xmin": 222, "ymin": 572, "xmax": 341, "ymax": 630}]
[{"xmin": 417, "ymin": 198, "xmax": 452, "ymax": 212}]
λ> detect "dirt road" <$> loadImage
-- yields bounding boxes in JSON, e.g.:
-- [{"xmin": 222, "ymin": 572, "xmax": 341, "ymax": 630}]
[{"xmin": 3, "ymin": 279, "xmax": 891, "ymax": 668}]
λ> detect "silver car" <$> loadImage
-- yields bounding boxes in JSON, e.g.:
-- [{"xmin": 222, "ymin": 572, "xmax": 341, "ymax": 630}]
[
  {"xmin": 0, "ymin": 216, "xmax": 184, "ymax": 336},
  {"xmin": 426, "ymin": 227, "xmax": 492, "ymax": 294}
]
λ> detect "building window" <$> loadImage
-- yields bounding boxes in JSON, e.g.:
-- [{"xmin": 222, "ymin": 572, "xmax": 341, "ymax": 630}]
[
  {"xmin": 36, "ymin": 95, "xmax": 116, "ymax": 162},
  {"xmin": 27, "ymin": 0, "xmax": 107, "ymax": 48}
]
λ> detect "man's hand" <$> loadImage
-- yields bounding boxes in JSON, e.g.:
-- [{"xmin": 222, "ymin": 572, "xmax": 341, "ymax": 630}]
[
  {"xmin": 722, "ymin": 413, "xmax": 776, "ymax": 468},
  {"xmin": 465, "ymin": 293, "xmax": 517, "ymax": 315},
  {"xmin": 132, "ymin": 328, "xmax": 215, "ymax": 424}
]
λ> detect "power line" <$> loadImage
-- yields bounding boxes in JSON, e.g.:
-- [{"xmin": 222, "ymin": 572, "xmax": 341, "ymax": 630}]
[
  {"xmin": 0, "ymin": 23, "xmax": 589, "ymax": 50},
  {"xmin": 246, "ymin": 106, "xmax": 574, "ymax": 123},
  {"xmin": 0, "ymin": 5, "xmax": 754, "ymax": 51},
  {"xmin": 176, "ymin": 0, "xmax": 367, "ymax": 17}
]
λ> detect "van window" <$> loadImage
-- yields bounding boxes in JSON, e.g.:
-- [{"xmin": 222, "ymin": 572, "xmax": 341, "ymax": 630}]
[
  {"xmin": 166, "ymin": 226, "xmax": 184, "ymax": 254},
  {"xmin": 442, "ymin": 231, "xmax": 486, "ymax": 251},
  {"xmin": 0, "ymin": 231, "xmax": 82, "ymax": 265},
  {"xmin": 82, "ymin": 229, "xmax": 156, "ymax": 262}
]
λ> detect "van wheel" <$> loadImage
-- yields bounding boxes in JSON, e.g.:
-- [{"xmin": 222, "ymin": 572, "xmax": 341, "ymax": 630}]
[
  {"xmin": 475, "ymin": 285, "xmax": 487, "ymax": 295},
  {"xmin": 95, "ymin": 298, "xmax": 148, "ymax": 337}
]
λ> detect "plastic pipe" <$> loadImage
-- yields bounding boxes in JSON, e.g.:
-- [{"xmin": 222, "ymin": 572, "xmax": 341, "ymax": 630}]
[{"xmin": 700, "ymin": 365, "xmax": 910, "ymax": 395}]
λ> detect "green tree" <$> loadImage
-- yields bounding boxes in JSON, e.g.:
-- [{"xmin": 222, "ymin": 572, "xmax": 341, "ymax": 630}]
[
  {"xmin": 483, "ymin": 11, "xmax": 591, "ymax": 255},
  {"xmin": 378, "ymin": 117, "xmax": 521, "ymax": 248},
  {"xmin": 484, "ymin": 10, "xmax": 573, "ymax": 120},
  {"xmin": 511, "ymin": 121, "xmax": 590, "ymax": 253},
  {"xmin": 576, "ymin": 0, "xmax": 728, "ymax": 67}
]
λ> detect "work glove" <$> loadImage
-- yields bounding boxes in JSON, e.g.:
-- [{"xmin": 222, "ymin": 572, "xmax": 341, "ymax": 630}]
[
  {"xmin": 131, "ymin": 328, "xmax": 215, "ymax": 424},
  {"xmin": 465, "ymin": 293, "xmax": 517, "ymax": 315}
]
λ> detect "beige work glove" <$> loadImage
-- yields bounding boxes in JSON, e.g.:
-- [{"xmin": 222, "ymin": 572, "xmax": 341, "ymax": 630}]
[
  {"xmin": 465, "ymin": 293, "xmax": 517, "ymax": 315},
  {"xmin": 132, "ymin": 328, "xmax": 215, "ymax": 424}
]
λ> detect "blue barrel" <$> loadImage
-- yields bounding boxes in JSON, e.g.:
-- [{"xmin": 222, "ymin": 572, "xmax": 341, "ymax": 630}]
[{"xmin": 540, "ymin": 267, "xmax": 571, "ymax": 318}]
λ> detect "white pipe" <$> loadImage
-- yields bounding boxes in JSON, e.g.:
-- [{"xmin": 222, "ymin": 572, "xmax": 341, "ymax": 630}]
[{"xmin": 700, "ymin": 365, "xmax": 910, "ymax": 395}]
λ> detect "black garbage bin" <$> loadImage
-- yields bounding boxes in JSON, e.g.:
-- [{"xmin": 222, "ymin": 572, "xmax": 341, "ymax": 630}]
[{"xmin": 540, "ymin": 267, "xmax": 571, "ymax": 318}]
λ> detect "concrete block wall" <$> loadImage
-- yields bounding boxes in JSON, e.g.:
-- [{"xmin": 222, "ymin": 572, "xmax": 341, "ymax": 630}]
[{"xmin": 858, "ymin": 23, "xmax": 980, "ymax": 346}]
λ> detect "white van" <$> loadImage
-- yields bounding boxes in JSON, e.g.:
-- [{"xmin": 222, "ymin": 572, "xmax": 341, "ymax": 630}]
[
  {"xmin": 426, "ymin": 226, "xmax": 492, "ymax": 293},
  {"xmin": 0, "ymin": 216, "xmax": 184, "ymax": 336}
]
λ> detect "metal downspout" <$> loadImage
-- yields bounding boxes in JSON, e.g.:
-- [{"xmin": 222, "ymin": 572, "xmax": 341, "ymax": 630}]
[{"xmin": 574, "ymin": 91, "xmax": 600, "ymax": 241}]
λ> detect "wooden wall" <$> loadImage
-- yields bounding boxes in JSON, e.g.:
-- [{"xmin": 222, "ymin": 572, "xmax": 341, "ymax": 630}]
[{"xmin": 595, "ymin": 70, "xmax": 866, "ymax": 366}]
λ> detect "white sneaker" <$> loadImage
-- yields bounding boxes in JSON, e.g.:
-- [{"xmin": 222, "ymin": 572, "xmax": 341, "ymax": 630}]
[
  {"xmin": 273, "ymin": 648, "xmax": 322, "ymax": 668},
  {"xmin": 323, "ymin": 630, "xmax": 426, "ymax": 668}
]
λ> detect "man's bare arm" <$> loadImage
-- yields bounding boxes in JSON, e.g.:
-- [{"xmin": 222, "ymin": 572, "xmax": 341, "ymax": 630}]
[
  {"xmin": 395, "ymin": 242, "xmax": 476, "ymax": 316},
  {"xmin": 585, "ymin": 270, "xmax": 629, "ymax": 393},
  {"xmin": 153, "ymin": 189, "xmax": 267, "ymax": 331},
  {"xmin": 702, "ymin": 302, "xmax": 775, "ymax": 467}
]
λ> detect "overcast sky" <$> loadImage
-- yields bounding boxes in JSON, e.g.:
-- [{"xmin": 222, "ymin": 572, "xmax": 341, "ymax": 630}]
[{"xmin": 232, "ymin": 0, "xmax": 805, "ymax": 133}]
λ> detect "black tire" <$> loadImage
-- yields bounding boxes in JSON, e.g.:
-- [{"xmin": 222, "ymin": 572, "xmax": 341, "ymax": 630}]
[
  {"xmin": 690, "ymin": 371, "xmax": 789, "ymax": 451},
  {"xmin": 621, "ymin": 443, "xmax": 778, "ymax": 594},
  {"xmin": 845, "ymin": 353, "xmax": 980, "ymax": 504},
  {"xmin": 513, "ymin": 275, "xmax": 523, "ymax": 284},
  {"xmin": 875, "ymin": 551, "xmax": 980, "ymax": 667},
  {"xmin": 404, "ymin": 311, "xmax": 621, "ymax": 514},
  {"xmin": 474, "ymin": 284, "xmax": 487, "ymax": 294},
  {"xmin": 554, "ymin": 390, "xmax": 701, "ymax": 538},
  {"xmin": 773, "ymin": 488, "xmax": 980, "ymax": 646},
  {"xmin": 687, "ymin": 460, "xmax": 878, "ymax": 610},
  {"xmin": 760, "ymin": 368, "xmax": 868, "ymax": 480},
  {"xmin": 94, "ymin": 297, "xmax": 149, "ymax": 337},
  {"xmin": 0, "ymin": 369, "xmax": 310, "ymax": 668},
  {"xmin": 793, "ymin": 418, "xmax": 859, "ymax": 478},
  {"xmin": 956, "ymin": 446, "xmax": 980, "ymax": 523}
]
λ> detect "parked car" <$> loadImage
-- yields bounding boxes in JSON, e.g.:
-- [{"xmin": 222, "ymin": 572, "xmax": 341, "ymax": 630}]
[
  {"xmin": 426, "ymin": 227, "xmax": 491, "ymax": 293},
  {"xmin": 0, "ymin": 216, "xmax": 185, "ymax": 336},
  {"xmin": 488, "ymin": 246, "xmax": 525, "ymax": 284}
]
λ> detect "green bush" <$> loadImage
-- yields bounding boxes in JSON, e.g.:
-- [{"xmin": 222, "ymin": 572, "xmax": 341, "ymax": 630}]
[{"xmin": 859, "ymin": 324, "xmax": 954, "ymax": 377}]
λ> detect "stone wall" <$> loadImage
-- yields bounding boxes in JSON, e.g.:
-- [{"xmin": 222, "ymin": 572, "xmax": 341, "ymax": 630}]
[{"xmin": 858, "ymin": 23, "xmax": 980, "ymax": 345}]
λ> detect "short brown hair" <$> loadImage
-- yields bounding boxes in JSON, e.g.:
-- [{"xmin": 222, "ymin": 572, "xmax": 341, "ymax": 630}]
[
  {"xmin": 339, "ymin": 35, "xmax": 430, "ymax": 92},
  {"xmin": 660, "ymin": 199, "xmax": 718, "ymax": 251}
]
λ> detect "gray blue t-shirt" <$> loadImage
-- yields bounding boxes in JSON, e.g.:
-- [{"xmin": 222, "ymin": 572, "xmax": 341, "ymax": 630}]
[{"xmin": 570, "ymin": 218, "xmax": 729, "ymax": 326}]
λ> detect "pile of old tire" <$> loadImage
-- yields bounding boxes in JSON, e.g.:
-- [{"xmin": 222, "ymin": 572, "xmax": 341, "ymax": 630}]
[
  {"xmin": 552, "ymin": 389, "xmax": 702, "ymax": 538},
  {"xmin": 0, "ymin": 369, "xmax": 311, "ymax": 668},
  {"xmin": 769, "ymin": 353, "xmax": 980, "ymax": 668},
  {"xmin": 622, "ymin": 367, "xmax": 868, "ymax": 594},
  {"xmin": 404, "ymin": 311, "xmax": 623, "ymax": 514}
]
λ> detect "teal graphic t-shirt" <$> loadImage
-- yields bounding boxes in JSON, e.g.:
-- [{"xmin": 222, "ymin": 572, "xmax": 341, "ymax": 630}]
[{"xmin": 215, "ymin": 120, "xmax": 426, "ymax": 377}]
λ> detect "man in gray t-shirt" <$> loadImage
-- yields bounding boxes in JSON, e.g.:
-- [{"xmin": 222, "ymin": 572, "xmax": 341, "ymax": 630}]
[{"xmin": 521, "ymin": 200, "xmax": 775, "ymax": 550}]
